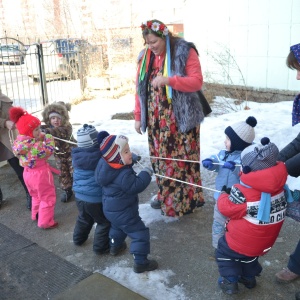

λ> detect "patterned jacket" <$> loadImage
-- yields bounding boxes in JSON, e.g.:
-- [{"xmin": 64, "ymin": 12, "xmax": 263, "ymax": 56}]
[
  {"xmin": 12, "ymin": 133, "xmax": 55, "ymax": 168},
  {"xmin": 217, "ymin": 162, "xmax": 288, "ymax": 257}
]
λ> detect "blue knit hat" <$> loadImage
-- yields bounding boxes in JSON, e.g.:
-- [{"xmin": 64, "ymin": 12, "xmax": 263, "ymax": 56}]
[
  {"xmin": 98, "ymin": 132, "xmax": 129, "ymax": 165},
  {"xmin": 224, "ymin": 116, "xmax": 257, "ymax": 151},
  {"xmin": 290, "ymin": 43, "xmax": 300, "ymax": 65},
  {"xmin": 77, "ymin": 124, "xmax": 98, "ymax": 148}
]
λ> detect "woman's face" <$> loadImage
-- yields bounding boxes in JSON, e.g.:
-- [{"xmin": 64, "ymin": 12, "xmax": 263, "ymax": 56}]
[{"xmin": 144, "ymin": 33, "xmax": 166, "ymax": 56}]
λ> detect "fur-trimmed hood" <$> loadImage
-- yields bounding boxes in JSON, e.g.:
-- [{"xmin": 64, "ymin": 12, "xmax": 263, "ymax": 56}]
[{"xmin": 42, "ymin": 101, "xmax": 71, "ymax": 126}]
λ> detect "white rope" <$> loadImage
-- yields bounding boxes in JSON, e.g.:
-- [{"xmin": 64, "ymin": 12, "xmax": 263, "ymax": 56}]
[
  {"xmin": 141, "ymin": 155, "xmax": 241, "ymax": 166},
  {"xmin": 53, "ymin": 136, "xmax": 77, "ymax": 145},
  {"xmin": 8, "ymin": 129, "xmax": 15, "ymax": 147},
  {"xmin": 8, "ymin": 130, "xmax": 77, "ymax": 147},
  {"xmin": 136, "ymin": 161, "xmax": 219, "ymax": 193}
]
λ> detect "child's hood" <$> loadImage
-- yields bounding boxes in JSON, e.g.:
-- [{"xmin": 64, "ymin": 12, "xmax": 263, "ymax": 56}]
[{"xmin": 42, "ymin": 102, "xmax": 71, "ymax": 126}]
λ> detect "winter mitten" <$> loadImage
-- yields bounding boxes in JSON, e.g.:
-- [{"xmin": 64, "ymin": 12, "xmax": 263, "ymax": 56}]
[
  {"xmin": 132, "ymin": 153, "xmax": 141, "ymax": 164},
  {"xmin": 221, "ymin": 185, "xmax": 231, "ymax": 194},
  {"xmin": 202, "ymin": 158, "xmax": 213, "ymax": 170},
  {"xmin": 142, "ymin": 167, "xmax": 153, "ymax": 176},
  {"xmin": 222, "ymin": 161, "xmax": 236, "ymax": 171}
]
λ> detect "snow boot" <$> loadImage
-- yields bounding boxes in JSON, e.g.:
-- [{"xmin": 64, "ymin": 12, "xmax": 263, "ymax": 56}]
[{"xmin": 60, "ymin": 188, "xmax": 73, "ymax": 203}]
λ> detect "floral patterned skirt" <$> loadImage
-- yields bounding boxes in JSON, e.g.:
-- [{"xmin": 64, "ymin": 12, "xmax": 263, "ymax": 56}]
[{"xmin": 147, "ymin": 87, "xmax": 204, "ymax": 217}]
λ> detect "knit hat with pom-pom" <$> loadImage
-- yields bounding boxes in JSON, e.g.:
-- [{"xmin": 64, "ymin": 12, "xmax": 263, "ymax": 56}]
[
  {"xmin": 241, "ymin": 137, "xmax": 279, "ymax": 173},
  {"xmin": 9, "ymin": 107, "xmax": 41, "ymax": 138},
  {"xmin": 225, "ymin": 116, "xmax": 257, "ymax": 151},
  {"xmin": 76, "ymin": 124, "xmax": 98, "ymax": 148},
  {"xmin": 98, "ymin": 131, "xmax": 129, "ymax": 165}
]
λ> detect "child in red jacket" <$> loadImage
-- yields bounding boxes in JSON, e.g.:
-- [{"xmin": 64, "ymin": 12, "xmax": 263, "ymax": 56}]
[{"xmin": 216, "ymin": 138, "xmax": 288, "ymax": 295}]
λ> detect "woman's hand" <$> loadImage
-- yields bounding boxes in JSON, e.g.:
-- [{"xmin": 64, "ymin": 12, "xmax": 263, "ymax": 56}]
[
  {"xmin": 135, "ymin": 121, "xmax": 142, "ymax": 135},
  {"xmin": 152, "ymin": 74, "xmax": 169, "ymax": 89},
  {"xmin": 5, "ymin": 120, "xmax": 15, "ymax": 130}
]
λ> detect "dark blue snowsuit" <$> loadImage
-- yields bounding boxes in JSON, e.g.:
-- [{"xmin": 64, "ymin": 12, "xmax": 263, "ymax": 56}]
[{"xmin": 95, "ymin": 158, "xmax": 152, "ymax": 263}]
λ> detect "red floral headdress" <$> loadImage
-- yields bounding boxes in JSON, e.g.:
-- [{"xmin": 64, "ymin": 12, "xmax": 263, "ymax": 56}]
[
  {"xmin": 139, "ymin": 19, "xmax": 172, "ymax": 103},
  {"xmin": 140, "ymin": 20, "xmax": 169, "ymax": 38}
]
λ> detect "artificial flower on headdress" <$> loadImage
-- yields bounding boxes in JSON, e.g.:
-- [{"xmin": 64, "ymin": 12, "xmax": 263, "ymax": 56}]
[
  {"xmin": 139, "ymin": 20, "xmax": 172, "ymax": 103},
  {"xmin": 140, "ymin": 20, "xmax": 169, "ymax": 38}
]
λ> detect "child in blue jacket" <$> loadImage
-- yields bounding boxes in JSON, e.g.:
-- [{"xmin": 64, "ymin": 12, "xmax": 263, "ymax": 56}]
[
  {"xmin": 202, "ymin": 116, "xmax": 257, "ymax": 249},
  {"xmin": 95, "ymin": 131, "xmax": 158, "ymax": 273},
  {"xmin": 72, "ymin": 124, "xmax": 110, "ymax": 254}
]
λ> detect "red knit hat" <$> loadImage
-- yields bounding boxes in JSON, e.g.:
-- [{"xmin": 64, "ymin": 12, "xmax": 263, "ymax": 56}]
[{"xmin": 9, "ymin": 107, "xmax": 41, "ymax": 138}]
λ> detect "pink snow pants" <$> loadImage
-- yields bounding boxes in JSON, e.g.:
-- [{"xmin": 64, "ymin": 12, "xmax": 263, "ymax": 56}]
[{"xmin": 23, "ymin": 160, "xmax": 57, "ymax": 228}]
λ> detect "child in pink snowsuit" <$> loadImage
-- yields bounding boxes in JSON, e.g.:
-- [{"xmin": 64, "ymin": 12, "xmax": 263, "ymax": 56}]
[{"xmin": 9, "ymin": 107, "xmax": 58, "ymax": 229}]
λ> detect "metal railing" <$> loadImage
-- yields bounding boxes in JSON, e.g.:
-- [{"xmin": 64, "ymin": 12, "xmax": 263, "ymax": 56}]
[{"xmin": 0, "ymin": 37, "xmax": 103, "ymax": 113}]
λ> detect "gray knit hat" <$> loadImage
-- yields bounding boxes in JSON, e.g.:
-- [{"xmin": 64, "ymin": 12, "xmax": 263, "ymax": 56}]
[
  {"xmin": 225, "ymin": 116, "xmax": 257, "ymax": 151},
  {"xmin": 77, "ymin": 124, "xmax": 98, "ymax": 148},
  {"xmin": 241, "ymin": 137, "xmax": 279, "ymax": 173}
]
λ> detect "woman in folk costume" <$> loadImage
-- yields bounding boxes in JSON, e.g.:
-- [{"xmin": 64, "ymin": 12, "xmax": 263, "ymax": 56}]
[{"xmin": 134, "ymin": 19, "xmax": 211, "ymax": 217}]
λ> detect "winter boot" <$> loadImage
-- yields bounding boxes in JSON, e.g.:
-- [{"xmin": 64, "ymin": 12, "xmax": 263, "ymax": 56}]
[
  {"xmin": 150, "ymin": 196, "xmax": 161, "ymax": 209},
  {"xmin": 133, "ymin": 259, "xmax": 158, "ymax": 273},
  {"xmin": 275, "ymin": 268, "xmax": 300, "ymax": 283},
  {"xmin": 0, "ymin": 187, "xmax": 2, "ymax": 208},
  {"xmin": 110, "ymin": 241, "xmax": 127, "ymax": 256},
  {"xmin": 238, "ymin": 276, "xmax": 257, "ymax": 289},
  {"xmin": 218, "ymin": 277, "xmax": 239, "ymax": 295},
  {"xmin": 26, "ymin": 192, "xmax": 32, "ymax": 210},
  {"xmin": 60, "ymin": 188, "xmax": 73, "ymax": 203}
]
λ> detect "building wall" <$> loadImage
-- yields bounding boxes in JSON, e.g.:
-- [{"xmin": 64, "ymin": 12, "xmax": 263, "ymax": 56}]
[{"xmin": 184, "ymin": 0, "xmax": 300, "ymax": 92}]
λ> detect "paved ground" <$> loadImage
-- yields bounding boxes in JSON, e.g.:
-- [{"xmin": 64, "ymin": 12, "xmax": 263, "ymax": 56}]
[{"xmin": 0, "ymin": 161, "xmax": 300, "ymax": 300}]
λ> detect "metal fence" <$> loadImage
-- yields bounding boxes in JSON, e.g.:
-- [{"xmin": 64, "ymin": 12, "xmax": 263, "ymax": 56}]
[{"xmin": 0, "ymin": 37, "xmax": 104, "ymax": 113}]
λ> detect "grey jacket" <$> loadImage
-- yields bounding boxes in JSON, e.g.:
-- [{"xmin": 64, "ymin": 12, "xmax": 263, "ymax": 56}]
[{"xmin": 206, "ymin": 149, "xmax": 242, "ymax": 200}]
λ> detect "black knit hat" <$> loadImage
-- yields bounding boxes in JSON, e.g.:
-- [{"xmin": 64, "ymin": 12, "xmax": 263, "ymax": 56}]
[{"xmin": 225, "ymin": 116, "xmax": 257, "ymax": 151}]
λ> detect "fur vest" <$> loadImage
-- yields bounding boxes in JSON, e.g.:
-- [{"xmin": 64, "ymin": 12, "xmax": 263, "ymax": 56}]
[{"xmin": 138, "ymin": 39, "xmax": 205, "ymax": 133}]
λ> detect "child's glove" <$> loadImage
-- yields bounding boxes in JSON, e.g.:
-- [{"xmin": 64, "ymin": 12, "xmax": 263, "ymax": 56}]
[
  {"xmin": 222, "ymin": 161, "xmax": 236, "ymax": 171},
  {"xmin": 221, "ymin": 185, "xmax": 231, "ymax": 194},
  {"xmin": 202, "ymin": 158, "xmax": 213, "ymax": 169},
  {"xmin": 132, "ymin": 153, "xmax": 141, "ymax": 164},
  {"xmin": 142, "ymin": 167, "xmax": 153, "ymax": 176},
  {"xmin": 38, "ymin": 132, "xmax": 45, "ymax": 141}
]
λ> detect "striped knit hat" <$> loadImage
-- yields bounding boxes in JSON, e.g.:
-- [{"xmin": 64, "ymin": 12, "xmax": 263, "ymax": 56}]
[
  {"xmin": 98, "ymin": 132, "xmax": 129, "ymax": 165},
  {"xmin": 76, "ymin": 124, "xmax": 98, "ymax": 148},
  {"xmin": 241, "ymin": 137, "xmax": 279, "ymax": 173}
]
